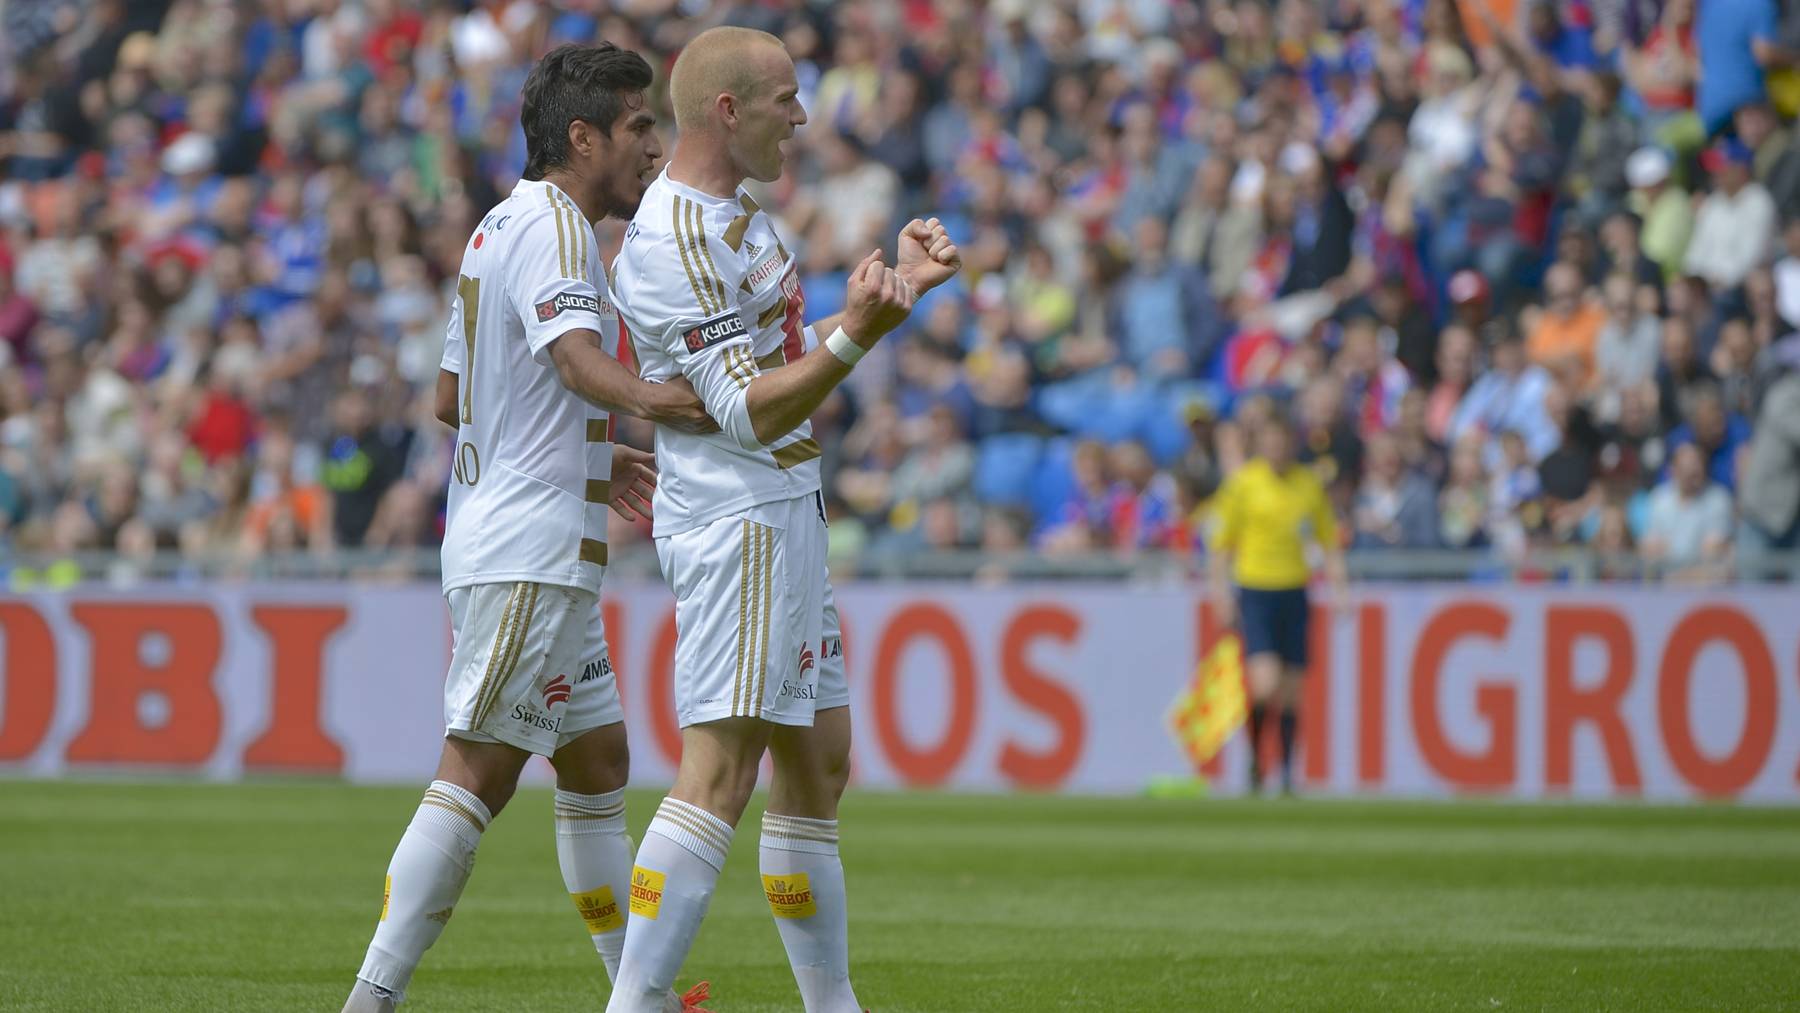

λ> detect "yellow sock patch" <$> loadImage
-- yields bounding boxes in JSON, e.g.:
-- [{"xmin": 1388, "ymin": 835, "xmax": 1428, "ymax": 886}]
[
  {"xmin": 380, "ymin": 874, "xmax": 391, "ymax": 921},
  {"xmin": 629, "ymin": 866, "xmax": 666, "ymax": 919},
  {"xmin": 762, "ymin": 873, "xmax": 817, "ymax": 919},
  {"xmin": 571, "ymin": 885, "xmax": 624, "ymax": 934}
]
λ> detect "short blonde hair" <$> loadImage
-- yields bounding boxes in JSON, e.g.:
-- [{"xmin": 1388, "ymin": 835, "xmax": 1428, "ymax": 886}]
[{"xmin": 669, "ymin": 26, "xmax": 786, "ymax": 132}]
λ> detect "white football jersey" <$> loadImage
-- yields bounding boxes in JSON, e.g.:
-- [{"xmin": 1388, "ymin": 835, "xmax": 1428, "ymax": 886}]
[
  {"xmin": 439, "ymin": 178, "xmax": 618, "ymax": 596},
  {"xmin": 612, "ymin": 169, "xmax": 821, "ymax": 537}
]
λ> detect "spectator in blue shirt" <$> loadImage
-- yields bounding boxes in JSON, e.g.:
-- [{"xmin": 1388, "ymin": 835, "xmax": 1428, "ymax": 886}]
[
  {"xmin": 1666, "ymin": 383, "xmax": 1752, "ymax": 489},
  {"xmin": 1697, "ymin": 0, "xmax": 1782, "ymax": 135}
]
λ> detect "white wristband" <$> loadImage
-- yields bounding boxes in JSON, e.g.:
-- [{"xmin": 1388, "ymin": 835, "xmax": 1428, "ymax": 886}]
[{"xmin": 824, "ymin": 326, "xmax": 865, "ymax": 367}]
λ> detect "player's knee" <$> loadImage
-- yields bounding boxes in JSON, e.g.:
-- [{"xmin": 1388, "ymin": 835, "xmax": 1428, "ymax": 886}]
[
  {"xmin": 552, "ymin": 739, "xmax": 630, "ymax": 795},
  {"xmin": 815, "ymin": 740, "xmax": 851, "ymax": 801}
]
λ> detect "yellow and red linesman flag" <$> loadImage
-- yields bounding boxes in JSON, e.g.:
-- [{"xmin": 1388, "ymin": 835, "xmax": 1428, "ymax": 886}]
[{"xmin": 1166, "ymin": 633, "xmax": 1247, "ymax": 770}]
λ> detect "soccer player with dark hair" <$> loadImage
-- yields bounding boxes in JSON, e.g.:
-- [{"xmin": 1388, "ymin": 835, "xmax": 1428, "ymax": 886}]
[
  {"xmin": 1208, "ymin": 417, "xmax": 1347, "ymax": 795},
  {"xmin": 342, "ymin": 43, "xmax": 716, "ymax": 1013}
]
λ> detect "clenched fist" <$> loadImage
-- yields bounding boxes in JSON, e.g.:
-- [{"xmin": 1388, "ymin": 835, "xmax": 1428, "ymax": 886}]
[{"xmin": 840, "ymin": 249, "xmax": 917, "ymax": 347}]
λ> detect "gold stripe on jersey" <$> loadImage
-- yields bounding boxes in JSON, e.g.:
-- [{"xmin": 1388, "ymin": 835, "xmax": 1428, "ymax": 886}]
[
  {"xmin": 566, "ymin": 193, "xmax": 589, "ymax": 274},
  {"xmin": 547, "ymin": 184, "xmax": 571, "ymax": 279},
  {"xmin": 772, "ymin": 438, "xmax": 822, "ymax": 470},
  {"xmin": 686, "ymin": 198, "xmax": 730, "ymax": 312},
  {"xmin": 468, "ymin": 583, "xmax": 523, "ymax": 732},
  {"xmin": 740, "ymin": 522, "xmax": 762, "ymax": 717},
  {"xmin": 672, "ymin": 194, "xmax": 716, "ymax": 315},
  {"xmin": 753, "ymin": 522, "xmax": 773, "ymax": 716},
  {"xmin": 755, "ymin": 348, "xmax": 786, "ymax": 371},
  {"xmin": 757, "ymin": 297, "xmax": 787, "ymax": 330},
  {"xmin": 475, "ymin": 582, "xmax": 537, "ymax": 728},
  {"xmin": 723, "ymin": 346, "xmax": 754, "ymax": 389},
  {"xmin": 734, "ymin": 519, "xmax": 752, "ymax": 716},
  {"xmin": 723, "ymin": 213, "xmax": 753, "ymax": 251},
  {"xmin": 579, "ymin": 538, "xmax": 609, "ymax": 565},
  {"xmin": 724, "ymin": 193, "xmax": 761, "ymax": 250},
  {"xmin": 587, "ymin": 418, "xmax": 608, "ymax": 442},
  {"xmin": 488, "ymin": 582, "xmax": 539, "ymax": 725},
  {"xmin": 558, "ymin": 191, "xmax": 589, "ymax": 275},
  {"xmin": 585, "ymin": 479, "xmax": 611, "ymax": 504}
]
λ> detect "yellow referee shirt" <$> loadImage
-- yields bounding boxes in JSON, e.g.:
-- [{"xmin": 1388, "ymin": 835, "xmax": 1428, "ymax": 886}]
[{"xmin": 1208, "ymin": 460, "xmax": 1338, "ymax": 590}]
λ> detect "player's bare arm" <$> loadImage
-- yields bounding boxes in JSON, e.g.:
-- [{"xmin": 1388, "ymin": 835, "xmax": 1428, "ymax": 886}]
[
  {"xmin": 434, "ymin": 368, "xmax": 459, "ymax": 429},
  {"xmin": 438, "ymin": 364, "xmax": 659, "ymax": 521},
  {"xmin": 740, "ymin": 249, "xmax": 915, "ymax": 444},
  {"xmin": 547, "ymin": 329, "xmax": 717, "ymax": 434}
]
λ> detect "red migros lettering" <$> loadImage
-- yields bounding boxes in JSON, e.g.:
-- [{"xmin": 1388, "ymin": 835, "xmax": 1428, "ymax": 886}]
[
  {"xmin": 1410, "ymin": 602, "xmax": 1516, "ymax": 789},
  {"xmin": 1544, "ymin": 605, "xmax": 1640, "ymax": 792},
  {"xmin": 998, "ymin": 605, "xmax": 1085, "ymax": 789},
  {"xmin": 1657, "ymin": 606, "xmax": 1776, "ymax": 797},
  {"xmin": 1303, "ymin": 602, "xmax": 1330, "ymax": 783},
  {"xmin": 872, "ymin": 603, "xmax": 976, "ymax": 786},
  {"xmin": 1357, "ymin": 602, "xmax": 1387, "ymax": 785}
]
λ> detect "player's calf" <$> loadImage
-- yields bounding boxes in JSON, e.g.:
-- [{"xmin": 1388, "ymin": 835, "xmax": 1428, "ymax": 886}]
[{"xmin": 762, "ymin": 707, "xmax": 860, "ymax": 1012}]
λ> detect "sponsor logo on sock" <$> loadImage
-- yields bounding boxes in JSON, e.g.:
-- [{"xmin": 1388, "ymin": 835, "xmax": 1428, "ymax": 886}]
[
  {"xmin": 761, "ymin": 873, "xmax": 817, "ymax": 919},
  {"xmin": 570, "ymin": 886, "xmax": 623, "ymax": 934},
  {"xmin": 426, "ymin": 906, "xmax": 454, "ymax": 925},
  {"xmin": 542, "ymin": 674, "xmax": 571, "ymax": 709},
  {"xmin": 629, "ymin": 866, "xmax": 666, "ymax": 920},
  {"xmin": 381, "ymin": 874, "xmax": 391, "ymax": 921}
]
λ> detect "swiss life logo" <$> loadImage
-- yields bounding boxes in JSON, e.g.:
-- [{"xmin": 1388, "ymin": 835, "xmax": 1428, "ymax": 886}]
[{"xmin": 542, "ymin": 675, "xmax": 572, "ymax": 709}]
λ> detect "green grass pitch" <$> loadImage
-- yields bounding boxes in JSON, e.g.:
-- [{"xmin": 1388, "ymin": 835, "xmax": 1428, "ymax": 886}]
[{"xmin": 1, "ymin": 781, "xmax": 1797, "ymax": 1011}]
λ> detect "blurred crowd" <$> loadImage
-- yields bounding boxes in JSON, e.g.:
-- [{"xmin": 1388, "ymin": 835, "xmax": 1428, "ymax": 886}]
[{"xmin": 3, "ymin": 0, "xmax": 1800, "ymax": 582}]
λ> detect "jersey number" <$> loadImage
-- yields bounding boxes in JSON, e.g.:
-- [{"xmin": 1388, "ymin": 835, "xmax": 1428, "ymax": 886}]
[
  {"xmin": 457, "ymin": 274, "xmax": 480, "ymax": 424},
  {"xmin": 453, "ymin": 441, "xmax": 481, "ymax": 487}
]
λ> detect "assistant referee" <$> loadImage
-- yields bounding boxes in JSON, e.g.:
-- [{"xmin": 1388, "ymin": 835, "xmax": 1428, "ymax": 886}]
[{"xmin": 1207, "ymin": 418, "xmax": 1347, "ymax": 795}]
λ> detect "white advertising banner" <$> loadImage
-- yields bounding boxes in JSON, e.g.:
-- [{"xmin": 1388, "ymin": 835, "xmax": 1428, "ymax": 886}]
[{"xmin": 1, "ymin": 582, "xmax": 1796, "ymax": 801}]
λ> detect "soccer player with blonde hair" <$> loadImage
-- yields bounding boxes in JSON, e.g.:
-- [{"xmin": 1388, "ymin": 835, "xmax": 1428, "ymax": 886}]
[{"xmin": 605, "ymin": 26, "xmax": 961, "ymax": 1013}]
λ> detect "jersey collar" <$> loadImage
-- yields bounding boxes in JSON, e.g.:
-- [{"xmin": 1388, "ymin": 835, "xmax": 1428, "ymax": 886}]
[{"xmin": 658, "ymin": 167, "xmax": 742, "ymax": 209}]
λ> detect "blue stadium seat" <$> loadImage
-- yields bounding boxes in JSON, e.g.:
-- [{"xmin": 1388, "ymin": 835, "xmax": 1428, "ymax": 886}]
[{"xmin": 973, "ymin": 433, "xmax": 1044, "ymax": 508}]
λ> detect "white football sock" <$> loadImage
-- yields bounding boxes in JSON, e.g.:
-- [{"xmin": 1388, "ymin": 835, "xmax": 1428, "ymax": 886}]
[
  {"xmin": 604, "ymin": 798, "xmax": 734, "ymax": 1013},
  {"xmin": 555, "ymin": 788, "xmax": 633, "ymax": 980},
  {"xmin": 355, "ymin": 780, "xmax": 491, "ymax": 999},
  {"xmin": 760, "ymin": 813, "xmax": 860, "ymax": 1012}
]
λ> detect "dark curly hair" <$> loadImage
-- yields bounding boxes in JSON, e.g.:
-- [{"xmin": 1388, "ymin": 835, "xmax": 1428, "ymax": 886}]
[{"xmin": 520, "ymin": 43, "xmax": 654, "ymax": 181}]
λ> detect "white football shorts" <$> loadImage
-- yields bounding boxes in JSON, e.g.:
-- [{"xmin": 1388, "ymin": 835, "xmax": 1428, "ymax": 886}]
[
  {"xmin": 656, "ymin": 492, "xmax": 848, "ymax": 728},
  {"xmin": 444, "ymin": 581, "xmax": 624, "ymax": 755}
]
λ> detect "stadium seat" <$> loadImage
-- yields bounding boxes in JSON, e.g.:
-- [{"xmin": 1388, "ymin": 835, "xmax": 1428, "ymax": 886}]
[{"xmin": 973, "ymin": 432, "xmax": 1044, "ymax": 508}]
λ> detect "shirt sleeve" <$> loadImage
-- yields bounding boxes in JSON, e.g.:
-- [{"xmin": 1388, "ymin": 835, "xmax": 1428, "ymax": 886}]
[
  {"xmin": 632, "ymin": 230, "xmax": 766, "ymax": 450},
  {"xmin": 440, "ymin": 303, "xmax": 464, "ymax": 373},
  {"xmin": 506, "ymin": 209, "xmax": 607, "ymax": 366}
]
